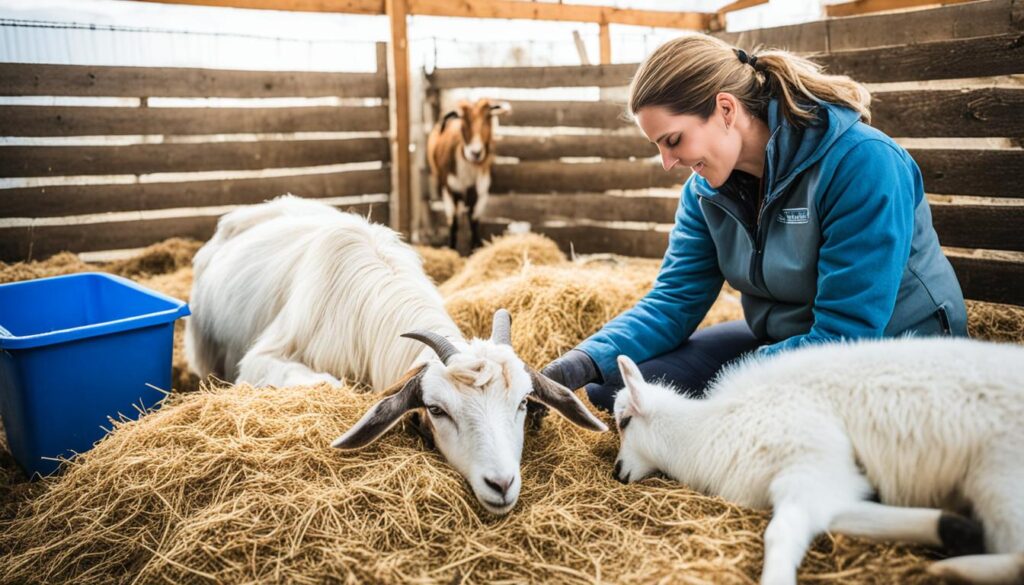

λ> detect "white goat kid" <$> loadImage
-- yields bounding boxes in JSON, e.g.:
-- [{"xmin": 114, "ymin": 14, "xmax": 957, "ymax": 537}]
[
  {"xmin": 186, "ymin": 196, "xmax": 606, "ymax": 514},
  {"xmin": 612, "ymin": 337, "xmax": 1024, "ymax": 585}
]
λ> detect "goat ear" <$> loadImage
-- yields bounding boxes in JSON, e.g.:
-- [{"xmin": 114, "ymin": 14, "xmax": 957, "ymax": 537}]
[
  {"xmin": 331, "ymin": 364, "xmax": 426, "ymax": 450},
  {"xmin": 489, "ymin": 101, "xmax": 511, "ymax": 116},
  {"xmin": 617, "ymin": 355, "xmax": 645, "ymax": 415},
  {"xmin": 527, "ymin": 367, "xmax": 608, "ymax": 432},
  {"xmin": 439, "ymin": 110, "xmax": 460, "ymax": 133}
]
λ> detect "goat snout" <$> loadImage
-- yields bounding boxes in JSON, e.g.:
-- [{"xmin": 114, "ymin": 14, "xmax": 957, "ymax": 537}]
[
  {"xmin": 613, "ymin": 460, "xmax": 628, "ymax": 483},
  {"xmin": 483, "ymin": 475, "xmax": 515, "ymax": 498}
]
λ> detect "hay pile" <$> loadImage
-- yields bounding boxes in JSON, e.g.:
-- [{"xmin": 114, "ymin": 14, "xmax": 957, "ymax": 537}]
[
  {"xmin": 439, "ymin": 233, "xmax": 567, "ymax": 294},
  {"xmin": 0, "ymin": 382, "xmax": 935, "ymax": 585},
  {"xmin": 415, "ymin": 245, "xmax": 465, "ymax": 285},
  {"xmin": 0, "ymin": 233, "xmax": 1021, "ymax": 584}
]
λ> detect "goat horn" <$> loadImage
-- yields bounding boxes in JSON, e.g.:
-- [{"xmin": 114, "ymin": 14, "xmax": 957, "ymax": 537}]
[
  {"xmin": 402, "ymin": 330, "xmax": 460, "ymax": 365},
  {"xmin": 490, "ymin": 308, "xmax": 512, "ymax": 345}
]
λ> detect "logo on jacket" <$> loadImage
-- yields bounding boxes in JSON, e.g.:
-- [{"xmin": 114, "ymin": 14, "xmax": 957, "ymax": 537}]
[{"xmin": 776, "ymin": 208, "xmax": 810, "ymax": 224}]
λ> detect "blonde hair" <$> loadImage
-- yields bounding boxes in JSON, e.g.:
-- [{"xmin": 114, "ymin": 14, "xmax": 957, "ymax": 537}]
[{"xmin": 628, "ymin": 33, "xmax": 871, "ymax": 127}]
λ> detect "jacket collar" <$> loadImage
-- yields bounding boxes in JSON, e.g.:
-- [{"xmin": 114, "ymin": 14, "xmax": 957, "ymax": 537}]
[{"xmin": 692, "ymin": 99, "xmax": 861, "ymax": 201}]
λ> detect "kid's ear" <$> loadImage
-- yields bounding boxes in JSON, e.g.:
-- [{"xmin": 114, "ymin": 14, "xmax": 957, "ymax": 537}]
[{"xmin": 617, "ymin": 355, "xmax": 645, "ymax": 415}]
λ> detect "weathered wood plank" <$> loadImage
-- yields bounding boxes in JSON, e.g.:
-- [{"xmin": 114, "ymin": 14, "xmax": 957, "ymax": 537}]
[
  {"xmin": 497, "ymin": 134, "xmax": 655, "ymax": 160},
  {"xmin": 932, "ymin": 203, "xmax": 1024, "ymax": 252},
  {"xmin": 429, "ymin": 63, "xmax": 638, "ymax": 89},
  {"xmin": 0, "ymin": 138, "xmax": 390, "ymax": 177},
  {"xmin": 484, "ymin": 193, "xmax": 677, "ymax": 223},
  {"xmin": 872, "ymin": 88, "xmax": 1024, "ymax": 138},
  {"xmin": 827, "ymin": 0, "xmax": 1020, "ymax": 51},
  {"xmin": 458, "ymin": 219, "xmax": 669, "ymax": 259},
  {"xmin": 911, "ymin": 149, "xmax": 1024, "ymax": 198},
  {"xmin": 0, "ymin": 169, "xmax": 390, "ymax": 217},
  {"xmin": 0, "ymin": 201, "xmax": 389, "ymax": 261},
  {"xmin": 948, "ymin": 255, "xmax": 1024, "ymax": 306},
  {"xmin": 715, "ymin": 20, "xmax": 828, "ymax": 53},
  {"xmin": 492, "ymin": 160, "xmax": 686, "ymax": 193},
  {"xmin": 502, "ymin": 100, "xmax": 632, "ymax": 129},
  {"xmin": 0, "ymin": 105, "xmax": 389, "ymax": 136},
  {"xmin": 816, "ymin": 33, "xmax": 1024, "ymax": 83},
  {"xmin": 0, "ymin": 63, "xmax": 388, "ymax": 98}
]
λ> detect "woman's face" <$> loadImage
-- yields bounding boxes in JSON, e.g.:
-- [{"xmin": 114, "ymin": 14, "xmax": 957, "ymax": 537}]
[{"xmin": 635, "ymin": 97, "xmax": 741, "ymax": 189}]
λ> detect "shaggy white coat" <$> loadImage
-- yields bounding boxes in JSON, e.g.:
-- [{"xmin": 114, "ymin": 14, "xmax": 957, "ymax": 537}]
[{"xmin": 613, "ymin": 336, "xmax": 1024, "ymax": 585}]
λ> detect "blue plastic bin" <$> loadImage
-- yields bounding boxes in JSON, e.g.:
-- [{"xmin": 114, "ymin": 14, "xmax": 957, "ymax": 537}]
[{"xmin": 0, "ymin": 272, "xmax": 190, "ymax": 477}]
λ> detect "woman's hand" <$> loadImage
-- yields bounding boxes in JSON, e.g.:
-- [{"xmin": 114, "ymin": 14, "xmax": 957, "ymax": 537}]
[{"xmin": 540, "ymin": 349, "xmax": 599, "ymax": 391}]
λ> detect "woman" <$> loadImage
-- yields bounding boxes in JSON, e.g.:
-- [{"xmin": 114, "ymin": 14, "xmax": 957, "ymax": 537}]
[{"xmin": 541, "ymin": 34, "xmax": 967, "ymax": 412}]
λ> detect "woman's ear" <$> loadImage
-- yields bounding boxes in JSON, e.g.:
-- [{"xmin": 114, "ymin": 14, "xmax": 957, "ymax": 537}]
[{"xmin": 716, "ymin": 92, "xmax": 737, "ymax": 130}]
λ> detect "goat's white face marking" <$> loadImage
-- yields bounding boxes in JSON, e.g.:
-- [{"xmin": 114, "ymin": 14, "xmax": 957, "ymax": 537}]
[
  {"xmin": 612, "ymin": 355, "xmax": 661, "ymax": 484},
  {"xmin": 420, "ymin": 340, "xmax": 531, "ymax": 514}
]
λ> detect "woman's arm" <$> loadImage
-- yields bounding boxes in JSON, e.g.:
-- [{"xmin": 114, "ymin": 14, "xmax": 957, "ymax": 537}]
[
  {"xmin": 759, "ymin": 139, "xmax": 917, "ymax": 356},
  {"xmin": 576, "ymin": 179, "xmax": 725, "ymax": 381}
]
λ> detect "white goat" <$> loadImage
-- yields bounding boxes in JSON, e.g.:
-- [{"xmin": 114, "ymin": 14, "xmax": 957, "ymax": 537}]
[
  {"xmin": 611, "ymin": 337, "xmax": 1023, "ymax": 585},
  {"xmin": 186, "ymin": 195, "xmax": 606, "ymax": 514}
]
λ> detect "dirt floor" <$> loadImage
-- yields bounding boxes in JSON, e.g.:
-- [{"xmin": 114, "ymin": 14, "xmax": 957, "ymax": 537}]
[{"xmin": 0, "ymin": 235, "xmax": 1021, "ymax": 584}]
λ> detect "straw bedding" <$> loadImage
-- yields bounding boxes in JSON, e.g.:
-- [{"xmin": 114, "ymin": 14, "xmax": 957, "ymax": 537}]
[{"xmin": 0, "ymin": 233, "xmax": 1020, "ymax": 584}]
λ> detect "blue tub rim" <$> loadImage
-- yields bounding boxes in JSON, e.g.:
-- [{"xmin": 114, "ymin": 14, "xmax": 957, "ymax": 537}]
[{"xmin": 0, "ymin": 272, "xmax": 191, "ymax": 350}]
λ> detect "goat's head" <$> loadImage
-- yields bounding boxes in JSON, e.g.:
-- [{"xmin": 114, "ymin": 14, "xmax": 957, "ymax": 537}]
[
  {"xmin": 611, "ymin": 355, "xmax": 677, "ymax": 484},
  {"xmin": 331, "ymin": 309, "xmax": 606, "ymax": 515},
  {"xmin": 449, "ymin": 98, "xmax": 510, "ymax": 164}
]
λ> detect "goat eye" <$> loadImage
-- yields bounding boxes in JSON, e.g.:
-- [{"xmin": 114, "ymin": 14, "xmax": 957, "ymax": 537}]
[
  {"xmin": 426, "ymin": 405, "xmax": 447, "ymax": 418},
  {"xmin": 618, "ymin": 415, "xmax": 632, "ymax": 430},
  {"xmin": 518, "ymin": 398, "xmax": 529, "ymax": 411}
]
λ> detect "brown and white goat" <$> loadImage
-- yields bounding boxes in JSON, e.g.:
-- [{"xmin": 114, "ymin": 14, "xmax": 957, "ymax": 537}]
[{"xmin": 427, "ymin": 98, "xmax": 510, "ymax": 251}]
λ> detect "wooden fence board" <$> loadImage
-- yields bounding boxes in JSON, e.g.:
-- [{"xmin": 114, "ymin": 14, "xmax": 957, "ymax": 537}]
[
  {"xmin": 503, "ymin": 100, "xmax": 631, "ymax": 129},
  {"xmin": 931, "ymin": 203, "xmax": 1024, "ymax": 252},
  {"xmin": 715, "ymin": 20, "xmax": 828, "ymax": 53},
  {"xmin": 872, "ymin": 88, "xmax": 1024, "ymax": 138},
  {"xmin": 0, "ymin": 169, "xmax": 390, "ymax": 217},
  {"xmin": 0, "ymin": 138, "xmax": 390, "ymax": 177},
  {"xmin": 911, "ymin": 149, "xmax": 1024, "ymax": 198},
  {"xmin": 492, "ymin": 160, "xmax": 686, "ymax": 193},
  {"xmin": 0, "ymin": 201, "xmax": 388, "ymax": 261},
  {"xmin": 497, "ymin": 134, "xmax": 655, "ymax": 160},
  {"xmin": 429, "ymin": 63, "xmax": 637, "ymax": 89},
  {"xmin": 0, "ymin": 63, "xmax": 388, "ymax": 98},
  {"xmin": 827, "ymin": 0, "xmax": 1021, "ymax": 51},
  {"xmin": 948, "ymin": 255, "xmax": 1024, "ymax": 306},
  {"xmin": 816, "ymin": 33, "xmax": 1024, "ymax": 83},
  {"xmin": 485, "ymin": 193, "xmax": 677, "ymax": 223},
  {"xmin": 0, "ymin": 105, "xmax": 389, "ymax": 136}
]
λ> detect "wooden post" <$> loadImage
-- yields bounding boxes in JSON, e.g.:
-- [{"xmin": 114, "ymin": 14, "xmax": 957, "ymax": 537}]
[
  {"xmin": 599, "ymin": 23, "xmax": 611, "ymax": 64},
  {"xmin": 386, "ymin": 0, "xmax": 412, "ymax": 236}
]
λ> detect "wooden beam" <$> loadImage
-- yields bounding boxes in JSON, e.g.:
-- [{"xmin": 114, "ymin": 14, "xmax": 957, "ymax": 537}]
[
  {"xmin": 0, "ymin": 105, "xmax": 389, "ymax": 136},
  {"xmin": 871, "ymin": 88, "xmax": 1024, "ymax": 138},
  {"xmin": 826, "ymin": 0, "xmax": 1020, "ymax": 51},
  {"xmin": 406, "ymin": 0, "xmax": 711, "ymax": 29},
  {"xmin": 0, "ymin": 63, "xmax": 387, "ymax": 98},
  {"xmin": 599, "ymin": 23, "xmax": 611, "ymax": 65},
  {"xmin": 134, "ymin": 0, "xmax": 712, "ymax": 29},
  {"xmin": 133, "ymin": 0, "xmax": 385, "ymax": 14},
  {"xmin": 0, "ymin": 138, "xmax": 389, "ymax": 177},
  {"xmin": 429, "ymin": 63, "xmax": 638, "ymax": 89},
  {"xmin": 485, "ymin": 193, "xmax": 676, "ymax": 224},
  {"xmin": 497, "ymin": 134, "xmax": 655, "ymax": 160},
  {"xmin": 947, "ymin": 255, "xmax": 1024, "ymax": 306},
  {"xmin": 0, "ymin": 170, "xmax": 390, "ymax": 217},
  {"xmin": 386, "ymin": 0, "xmax": 412, "ymax": 235},
  {"xmin": 708, "ymin": 0, "xmax": 770, "ymax": 32},
  {"xmin": 826, "ymin": 0, "xmax": 976, "ymax": 18},
  {"xmin": 492, "ymin": 160, "xmax": 686, "ymax": 193},
  {"xmin": 815, "ymin": 33, "xmax": 1024, "ymax": 83},
  {"xmin": 910, "ymin": 149, "xmax": 1024, "ymax": 198},
  {"xmin": 931, "ymin": 203, "xmax": 1024, "ymax": 252}
]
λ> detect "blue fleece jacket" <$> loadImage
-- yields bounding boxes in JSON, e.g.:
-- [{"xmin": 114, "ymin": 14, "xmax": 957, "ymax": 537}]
[{"xmin": 577, "ymin": 99, "xmax": 967, "ymax": 382}]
